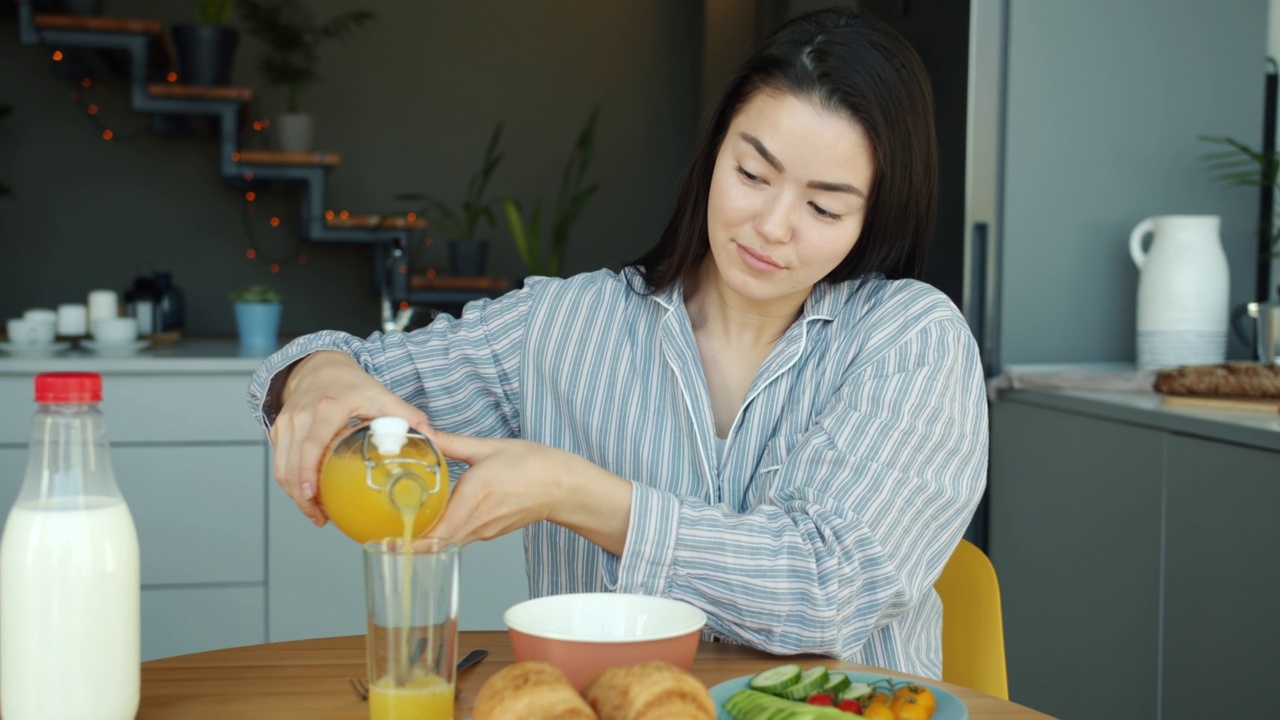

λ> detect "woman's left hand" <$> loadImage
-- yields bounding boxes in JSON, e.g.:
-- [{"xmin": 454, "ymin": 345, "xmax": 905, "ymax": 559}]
[
  {"xmin": 423, "ymin": 431, "xmax": 568, "ymax": 546},
  {"xmin": 421, "ymin": 430, "xmax": 633, "ymax": 554}
]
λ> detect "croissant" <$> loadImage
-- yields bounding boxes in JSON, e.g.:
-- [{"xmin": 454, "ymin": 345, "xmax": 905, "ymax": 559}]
[
  {"xmin": 582, "ymin": 661, "xmax": 717, "ymax": 720},
  {"xmin": 472, "ymin": 661, "xmax": 596, "ymax": 720}
]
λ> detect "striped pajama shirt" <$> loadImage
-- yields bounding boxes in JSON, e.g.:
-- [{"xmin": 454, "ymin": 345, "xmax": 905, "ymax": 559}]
[{"xmin": 248, "ymin": 267, "xmax": 988, "ymax": 679}]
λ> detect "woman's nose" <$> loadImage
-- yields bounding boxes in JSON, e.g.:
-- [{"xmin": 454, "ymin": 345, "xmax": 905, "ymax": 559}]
[{"xmin": 754, "ymin": 192, "xmax": 795, "ymax": 244}]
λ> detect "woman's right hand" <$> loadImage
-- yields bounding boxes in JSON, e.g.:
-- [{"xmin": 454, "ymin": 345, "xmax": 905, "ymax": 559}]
[{"xmin": 268, "ymin": 350, "xmax": 431, "ymax": 526}]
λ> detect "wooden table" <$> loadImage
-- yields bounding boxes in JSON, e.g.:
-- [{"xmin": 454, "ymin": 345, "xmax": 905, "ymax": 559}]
[{"xmin": 138, "ymin": 632, "xmax": 1054, "ymax": 719}]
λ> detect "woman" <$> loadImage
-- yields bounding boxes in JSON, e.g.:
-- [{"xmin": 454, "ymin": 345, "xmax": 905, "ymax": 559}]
[{"xmin": 249, "ymin": 7, "xmax": 987, "ymax": 679}]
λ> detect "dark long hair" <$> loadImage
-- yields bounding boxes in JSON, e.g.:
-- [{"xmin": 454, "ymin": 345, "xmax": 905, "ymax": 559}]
[{"xmin": 627, "ymin": 7, "xmax": 937, "ymax": 292}]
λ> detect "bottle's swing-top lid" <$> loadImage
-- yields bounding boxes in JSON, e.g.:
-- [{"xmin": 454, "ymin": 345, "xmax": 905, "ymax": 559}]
[{"xmin": 369, "ymin": 416, "xmax": 411, "ymax": 456}]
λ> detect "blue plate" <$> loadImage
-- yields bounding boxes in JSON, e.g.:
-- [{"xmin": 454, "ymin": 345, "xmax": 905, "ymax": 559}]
[{"xmin": 710, "ymin": 671, "xmax": 968, "ymax": 720}]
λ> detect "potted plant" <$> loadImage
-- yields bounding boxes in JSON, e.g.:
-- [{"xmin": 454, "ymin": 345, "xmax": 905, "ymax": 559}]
[
  {"xmin": 172, "ymin": 0, "xmax": 239, "ymax": 87},
  {"xmin": 397, "ymin": 122, "xmax": 505, "ymax": 277},
  {"xmin": 238, "ymin": 0, "xmax": 374, "ymax": 153},
  {"xmin": 500, "ymin": 109, "xmax": 600, "ymax": 278},
  {"xmin": 231, "ymin": 283, "xmax": 283, "ymax": 349}
]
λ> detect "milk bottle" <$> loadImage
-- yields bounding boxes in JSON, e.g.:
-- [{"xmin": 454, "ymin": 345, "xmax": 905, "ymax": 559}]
[{"xmin": 0, "ymin": 372, "xmax": 141, "ymax": 720}]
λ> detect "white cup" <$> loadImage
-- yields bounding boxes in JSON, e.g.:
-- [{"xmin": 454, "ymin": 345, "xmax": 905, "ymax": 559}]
[
  {"xmin": 92, "ymin": 317, "xmax": 139, "ymax": 345},
  {"xmin": 22, "ymin": 309, "xmax": 58, "ymax": 341},
  {"xmin": 7, "ymin": 318, "xmax": 55, "ymax": 347},
  {"xmin": 56, "ymin": 303, "xmax": 88, "ymax": 337},
  {"xmin": 87, "ymin": 289, "xmax": 119, "ymax": 324}
]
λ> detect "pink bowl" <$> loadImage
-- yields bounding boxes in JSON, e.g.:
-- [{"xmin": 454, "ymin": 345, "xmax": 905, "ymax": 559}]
[{"xmin": 504, "ymin": 593, "xmax": 707, "ymax": 690}]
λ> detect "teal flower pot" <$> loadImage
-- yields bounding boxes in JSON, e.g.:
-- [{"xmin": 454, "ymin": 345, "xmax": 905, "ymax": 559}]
[{"xmin": 234, "ymin": 302, "xmax": 282, "ymax": 350}]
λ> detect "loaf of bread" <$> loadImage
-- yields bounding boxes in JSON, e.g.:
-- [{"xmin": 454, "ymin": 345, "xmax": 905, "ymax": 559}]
[
  {"xmin": 1153, "ymin": 361, "xmax": 1280, "ymax": 398},
  {"xmin": 582, "ymin": 661, "xmax": 717, "ymax": 720},
  {"xmin": 472, "ymin": 661, "xmax": 596, "ymax": 720}
]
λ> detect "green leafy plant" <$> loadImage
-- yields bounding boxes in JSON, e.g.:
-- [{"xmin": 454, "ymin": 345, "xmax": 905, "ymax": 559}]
[
  {"xmin": 500, "ymin": 109, "xmax": 600, "ymax": 277},
  {"xmin": 237, "ymin": 0, "xmax": 374, "ymax": 113},
  {"xmin": 0, "ymin": 104, "xmax": 11, "ymax": 198},
  {"xmin": 1199, "ymin": 133, "xmax": 1280, "ymax": 251},
  {"xmin": 396, "ymin": 123, "xmax": 505, "ymax": 242},
  {"xmin": 230, "ymin": 284, "xmax": 283, "ymax": 303},
  {"xmin": 196, "ymin": 0, "xmax": 234, "ymax": 25}
]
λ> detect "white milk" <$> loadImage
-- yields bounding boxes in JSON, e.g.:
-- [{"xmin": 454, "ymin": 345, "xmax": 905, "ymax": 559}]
[{"xmin": 1, "ymin": 496, "xmax": 140, "ymax": 720}]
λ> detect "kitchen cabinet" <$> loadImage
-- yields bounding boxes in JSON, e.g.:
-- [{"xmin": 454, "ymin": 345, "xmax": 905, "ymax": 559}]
[
  {"xmin": 0, "ymin": 343, "xmax": 529, "ymax": 661},
  {"xmin": 1162, "ymin": 436, "xmax": 1280, "ymax": 720},
  {"xmin": 990, "ymin": 390, "xmax": 1280, "ymax": 720}
]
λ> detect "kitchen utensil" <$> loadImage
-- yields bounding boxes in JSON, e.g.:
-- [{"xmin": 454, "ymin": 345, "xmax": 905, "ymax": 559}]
[
  {"xmin": 1130, "ymin": 215, "xmax": 1229, "ymax": 370},
  {"xmin": 348, "ymin": 649, "xmax": 488, "ymax": 701},
  {"xmin": 1230, "ymin": 300, "xmax": 1280, "ymax": 364}
]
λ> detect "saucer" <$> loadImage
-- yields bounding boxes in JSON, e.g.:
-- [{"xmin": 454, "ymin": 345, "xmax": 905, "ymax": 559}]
[
  {"xmin": 80, "ymin": 339, "xmax": 151, "ymax": 356},
  {"xmin": 0, "ymin": 340, "xmax": 71, "ymax": 358}
]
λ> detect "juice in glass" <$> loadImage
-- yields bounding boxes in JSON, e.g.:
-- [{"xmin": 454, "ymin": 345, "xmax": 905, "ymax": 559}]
[{"xmin": 368, "ymin": 672, "xmax": 453, "ymax": 720}]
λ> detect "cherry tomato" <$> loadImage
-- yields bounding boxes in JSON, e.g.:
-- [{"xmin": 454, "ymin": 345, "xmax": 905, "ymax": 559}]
[
  {"xmin": 839, "ymin": 698, "xmax": 863, "ymax": 714},
  {"xmin": 807, "ymin": 692, "xmax": 835, "ymax": 706},
  {"xmin": 894, "ymin": 684, "xmax": 938, "ymax": 717},
  {"xmin": 860, "ymin": 703, "xmax": 895, "ymax": 720},
  {"xmin": 894, "ymin": 701, "xmax": 931, "ymax": 720}
]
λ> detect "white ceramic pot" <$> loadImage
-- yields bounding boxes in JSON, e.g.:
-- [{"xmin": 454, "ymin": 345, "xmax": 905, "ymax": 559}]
[
  {"xmin": 1130, "ymin": 215, "xmax": 1229, "ymax": 370},
  {"xmin": 275, "ymin": 112, "xmax": 314, "ymax": 154}
]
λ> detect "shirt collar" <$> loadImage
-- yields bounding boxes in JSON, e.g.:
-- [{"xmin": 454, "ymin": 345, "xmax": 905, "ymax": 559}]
[{"xmin": 631, "ymin": 265, "xmax": 853, "ymax": 323}]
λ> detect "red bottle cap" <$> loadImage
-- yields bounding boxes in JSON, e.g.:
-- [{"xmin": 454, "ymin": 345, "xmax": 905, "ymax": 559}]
[{"xmin": 35, "ymin": 372, "xmax": 103, "ymax": 403}]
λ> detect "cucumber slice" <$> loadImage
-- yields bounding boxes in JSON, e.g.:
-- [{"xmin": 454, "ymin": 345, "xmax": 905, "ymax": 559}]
[
  {"xmin": 821, "ymin": 671, "xmax": 852, "ymax": 698},
  {"xmin": 746, "ymin": 663, "xmax": 802, "ymax": 695},
  {"xmin": 841, "ymin": 681, "xmax": 875, "ymax": 702},
  {"xmin": 778, "ymin": 665, "xmax": 830, "ymax": 700},
  {"xmin": 723, "ymin": 689, "xmax": 858, "ymax": 719}
]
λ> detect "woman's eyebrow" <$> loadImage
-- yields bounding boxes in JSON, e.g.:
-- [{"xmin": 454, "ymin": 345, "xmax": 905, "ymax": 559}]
[
  {"xmin": 739, "ymin": 132, "xmax": 865, "ymax": 198},
  {"xmin": 740, "ymin": 132, "xmax": 784, "ymax": 172}
]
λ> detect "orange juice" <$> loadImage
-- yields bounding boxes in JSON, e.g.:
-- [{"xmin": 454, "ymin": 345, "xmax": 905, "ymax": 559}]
[
  {"xmin": 318, "ymin": 429, "xmax": 449, "ymax": 544},
  {"xmin": 368, "ymin": 672, "xmax": 453, "ymax": 720}
]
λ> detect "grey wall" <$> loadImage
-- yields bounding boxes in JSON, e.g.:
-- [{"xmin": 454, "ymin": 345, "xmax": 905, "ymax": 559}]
[
  {"xmin": 0, "ymin": 1, "xmax": 699, "ymax": 337},
  {"xmin": 1000, "ymin": 0, "xmax": 1268, "ymax": 364}
]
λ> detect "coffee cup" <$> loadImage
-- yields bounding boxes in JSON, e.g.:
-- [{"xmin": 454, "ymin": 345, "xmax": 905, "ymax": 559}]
[
  {"xmin": 7, "ymin": 318, "xmax": 55, "ymax": 347},
  {"xmin": 92, "ymin": 317, "xmax": 139, "ymax": 345},
  {"xmin": 21, "ymin": 309, "xmax": 58, "ymax": 343}
]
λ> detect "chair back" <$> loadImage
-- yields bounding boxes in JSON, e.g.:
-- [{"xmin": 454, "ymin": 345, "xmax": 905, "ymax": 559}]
[{"xmin": 933, "ymin": 538, "xmax": 1009, "ymax": 699}]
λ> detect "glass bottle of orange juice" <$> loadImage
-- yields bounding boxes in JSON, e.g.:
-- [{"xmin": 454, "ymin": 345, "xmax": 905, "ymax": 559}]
[{"xmin": 318, "ymin": 417, "xmax": 449, "ymax": 545}]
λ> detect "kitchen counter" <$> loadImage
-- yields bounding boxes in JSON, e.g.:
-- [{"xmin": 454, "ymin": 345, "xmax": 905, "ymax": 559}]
[
  {"xmin": 998, "ymin": 387, "xmax": 1280, "ymax": 452},
  {"xmin": 0, "ymin": 339, "xmax": 275, "ymax": 375}
]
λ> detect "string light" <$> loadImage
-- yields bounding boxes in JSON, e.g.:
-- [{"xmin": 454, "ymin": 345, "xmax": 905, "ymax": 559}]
[
  {"xmin": 245, "ymin": 191, "xmax": 256, "ymax": 202},
  {"xmin": 269, "ymin": 216, "xmax": 280, "ymax": 227},
  {"xmin": 101, "ymin": 129, "xmax": 113, "ymax": 140},
  {"xmin": 51, "ymin": 50, "xmax": 63, "ymax": 61},
  {"xmin": 86, "ymin": 104, "xmax": 97, "ymax": 115},
  {"xmin": 166, "ymin": 72, "xmax": 177, "ymax": 82}
]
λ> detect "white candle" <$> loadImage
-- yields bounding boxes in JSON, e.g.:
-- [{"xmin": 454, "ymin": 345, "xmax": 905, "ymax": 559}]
[
  {"xmin": 56, "ymin": 303, "xmax": 88, "ymax": 337},
  {"xmin": 86, "ymin": 289, "xmax": 119, "ymax": 324}
]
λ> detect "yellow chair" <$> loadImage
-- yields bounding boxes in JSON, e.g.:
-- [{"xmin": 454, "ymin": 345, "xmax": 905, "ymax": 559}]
[{"xmin": 933, "ymin": 538, "xmax": 1009, "ymax": 700}]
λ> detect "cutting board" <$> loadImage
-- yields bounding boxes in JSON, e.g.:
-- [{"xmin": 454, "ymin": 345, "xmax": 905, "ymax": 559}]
[{"xmin": 1161, "ymin": 394, "xmax": 1280, "ymax": 414}]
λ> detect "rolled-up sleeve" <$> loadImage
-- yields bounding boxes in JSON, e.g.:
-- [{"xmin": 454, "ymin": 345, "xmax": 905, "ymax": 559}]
[{"xmin": 246, "ymin": 286, "xmax": 535, "ymax": 440}]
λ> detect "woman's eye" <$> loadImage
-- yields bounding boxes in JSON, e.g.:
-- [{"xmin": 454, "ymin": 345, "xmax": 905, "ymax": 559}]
[
  {"xmin": 810, "ymin": 203, "xmax": 842, "ymax": 221},
  {"xmin": 736, "ymin": 165, "xmax": 762, "ymax": 184}
]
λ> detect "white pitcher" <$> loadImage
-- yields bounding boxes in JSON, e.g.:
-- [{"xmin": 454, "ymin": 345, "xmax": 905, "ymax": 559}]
[{"xmin": 1130, "ymin": 215, "xmax": 1229, "ymax": 370}]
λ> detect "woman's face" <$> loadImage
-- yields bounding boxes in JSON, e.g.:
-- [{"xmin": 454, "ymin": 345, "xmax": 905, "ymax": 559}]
[{"xmin": 705, "ymin": 90, "xmax": 874, "ymax": 308}]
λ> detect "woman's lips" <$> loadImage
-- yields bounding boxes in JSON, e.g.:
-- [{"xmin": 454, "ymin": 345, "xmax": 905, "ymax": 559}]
[{"xmin": 736, "ymin": 242, "xmax": 784, "ymax": 272}]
